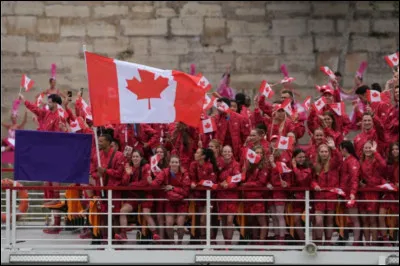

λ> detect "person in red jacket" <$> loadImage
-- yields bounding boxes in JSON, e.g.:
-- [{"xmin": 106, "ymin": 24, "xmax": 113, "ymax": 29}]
[
  {"xmin": 114, "ymin": 150, "xmax": 159, "ymax": 241},
  {"xmin": 309, "ymin": 111, "xmax": 343, "ymax": 148},
  {"xmin": 89, "ymin": 134, "xmax": 125, "ymax": 238},
  {"xmin": 339, "ymin": 141, "xmax": 362, "ymax": 246},
  {"xmin": 291, "ymin": 148, "xmax": 312, "ymax": 243},
  {"xmin": 214, "ymin": 98, "xmax": 251, "ymax": 161},
  {"xmin": 311, "ymin": 139, "xmax": 342, "ymax": 246},
  {"xmin": 385, "ymin": 86, "xmax": 399, "ymax": 144},
  {"xmin": 354, "ymin": 113, "xmax": 387, "ymax": 158},
  {"xmin": 306, "ymin": 128, "xmax": 327, "ymax": 164},
  {"xmin": 378, "ymin": 142, "xmax": 399, "ymax": 246},
  {"xmin": 113, "ymin": 123, "xmax": 159, "ymax": 160},
  {"xmin": 151, "ymin": 156, "xmax": 191, "ymax": 244},
  {"xmin": 189, "ymin": 148, "xmax": 218, "ymax": 242},
  {"xmin": 241, "ymin": 145, "xmax": 268, "ymax": 244},
  {"xmin": 217, "ymin": 145, "xmax": 241, "ymax": 246},
  {"xmin": 241, "ymin": 128, "xmax": 269, "ymax": 166},
  {"xmin": 359, "ymin": 141, "xmax": 387, "ymax": 246}
]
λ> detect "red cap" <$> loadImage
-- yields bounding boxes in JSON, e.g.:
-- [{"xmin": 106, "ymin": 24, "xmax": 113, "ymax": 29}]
[
  {"xmin": 272, "ymin": 104, "xmax": 284, "ymax": 112},
  {"xmin": 270, "ymin": 135, "xmax": 279, "ymax": 141},
  {"xmin": 322, "ymin": 88, "xmax": 334, "ymax": 96}
]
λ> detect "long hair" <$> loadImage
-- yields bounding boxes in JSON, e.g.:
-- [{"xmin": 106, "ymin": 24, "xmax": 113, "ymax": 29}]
[
  {"xmin": 202, "ymin": 148, "xmax": 219, "ymax": 173},
  {"xmin": 293, "ymin": 148, "xmax": 311, "ymax": 168},
  {"xmin": 209, "ymin": 139, "xmax": 222, "ymax": 157},
  {"xmin": 314, "ymin": 144, "xmax": 331, "ymax": 174},
  {"xmin": 360, "ymin": 140, "xmax": 375, "ymax": 162},
  {"xmin": 322, "ymin": 111, "xmax": 337, "ymax": 130},
  {"xmin": 155, "ymin": 145, "xmax": 169, "ymax": 169},
  {"xmin": 129, "ymin": 150, "xmax": 148, "ymax": 181},
  {"xmin": 249, "ymin": 145, "xmax": 267, "ymax": 170},
  {"xmin": 387, "ymin": 142, "xmax": 399, "ymax": 165},
  {"xmin": 169, "ymin": 155, "xmax": 185, "ymax": 175},
  {"xmin": 172, "ymin": 122, "xmax": 193, "ymax": 153},
  {"xmin": 340, "ymin": 140, "xmax": 359, "ymax": 160}
]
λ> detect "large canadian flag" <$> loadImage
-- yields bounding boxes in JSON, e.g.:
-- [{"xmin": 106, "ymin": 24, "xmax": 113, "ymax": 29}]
[
  {"xmin": 384, "ymin": 52, "xmax": 399, "ymax": 68},
  {"xmin": 259, "ymin": 80, "xmax": 275, "ymax": 99},
  {"xmin": 85, "ymin": 52, "xmax": 209, "ymax": 127},
  {"xmin": 200, "ymin": 117, "xmax": 217, "ymax": 134},
  {"xmin": 275, "ymin": 136, "xmax": 294, "ymax": 150},
  {"xmin": 20, "ymin": 74, "xmax": 34, "ymax": 92},
  {"xmin": 367, "ymin": 90, "xmax": 381, "ymax": 103}
]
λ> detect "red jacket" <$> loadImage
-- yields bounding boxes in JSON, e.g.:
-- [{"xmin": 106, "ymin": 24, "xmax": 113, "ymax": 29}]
[
  {"xmin": 307, "ymin": 107, "xmax": 351, "ymax": 137},
  {"xmin": 214, "ymin": 112, "xmax": 251, "ymax": 160},
  {"xmin": 293, "ymin": 166, "xmax": 312, "ymax": 199},
  {"xmin": 242, "ymin": 167, "xmax": 268, "ymax": 199},
  {"xmin": 259, "ymin": 115, "xmax": 305, "ymax": 141},
  {"xmin": 25, "ymin": 100, "xmax": 66, "ymax": 132},
  {"xmin": 360, "ymin": 153, "xmax": 387, "ymax": 187},
  {"xmin": 340, "ymin": 155, "xmax": 360, "ymax": 197},
  {"xmin": 114, "ymin": 124, "xmax": 159, "ymax": 154},
  {"xmin": 385, "ymin": 105, "xmax": 399, "ymax": 143},
  {"xmin": 353, "ymin": 101, "xmax": 391, "ymax": 130},
  {"xmin": 189, "ymin": 161, "xmax": 217, "ymax": 200},
  {"xmin": 90, "ymin": 147, "xmax": 125, "ymax": 187},
  {"xmin": 217, "ymin": 159, "xmax": 241, "ymax": 200},
  {"xmin": 269, "ymin": 162, "xmax": 293, "ymax": 188},
  {"xmin": 311, "ymin": 149, "xmax": 342, "ymax": 198},
  {"xmin": 152, "ymin": 168, "xmax": 191, "ymax": 201},
  {"xmin": 354, "ymin": 115, "xmax": 387, "ymax": 158}
]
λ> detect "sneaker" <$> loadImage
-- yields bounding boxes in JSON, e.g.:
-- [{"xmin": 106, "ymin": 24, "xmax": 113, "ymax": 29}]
[{"xmin": 43, "ymin": 228, "xmax": 61, "ymax": 234}]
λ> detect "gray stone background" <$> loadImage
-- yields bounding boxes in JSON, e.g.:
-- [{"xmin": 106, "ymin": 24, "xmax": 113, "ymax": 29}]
[{"xmin": 1, "ymin": 1, "xmax": 399, "ymax": 139}]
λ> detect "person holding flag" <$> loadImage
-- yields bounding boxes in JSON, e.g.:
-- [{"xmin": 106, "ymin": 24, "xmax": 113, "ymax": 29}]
[
  {"xmin": 1, "ymin": 100, "xmax": 27, "ymax": 153},
  {"xmin": 385, "ymin": 85, "xmax": 399, "ymax": 144}
]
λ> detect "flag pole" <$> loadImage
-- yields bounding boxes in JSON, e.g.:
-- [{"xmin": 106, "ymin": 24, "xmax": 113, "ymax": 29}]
[{"xmin": 82, "ymin": 45, "xmax": 105, "ymax": 198}]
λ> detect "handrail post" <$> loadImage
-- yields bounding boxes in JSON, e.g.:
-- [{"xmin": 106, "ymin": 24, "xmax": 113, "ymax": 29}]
[
  {"xmin": 11, "ymin": 189, "xmax": 17, "ymax": 248},
  {"xmin": 107, "ymin": 189, "xmax": 113, "ymax": 250},
  {"xmin": 205, "ymin": 190, "xmax": 211, "ymax": 250},
  {"xmin": 305, "ymin": 190, "xmax": 310, "ymax": 244},
  {"xmin": 5, "ymin": 189, "xmax": 11, "ymax": 248}
]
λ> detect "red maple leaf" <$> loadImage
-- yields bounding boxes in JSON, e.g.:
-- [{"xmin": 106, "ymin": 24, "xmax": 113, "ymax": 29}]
[
  {"xmin": 71, "ymin": 121, "xmax": 77, "ymax": 127},
  {"xmin": 280, "ymin": 140, "xmax": 287, "ymax": 145},
  {"xmin": 152, "ymin": 158, "xmax": 156, "ymax": 165},
  {"xmin": 372, "ymin": 92, "xmax": 379, "ymax": 97},
  {"xmin": 392, "ymin": 56, "xmax": 398, "ymax": 62},
  {"xmin": 85, "ymin": 106, "xmax": 92, "ymax": 116},
  {"xmin": 126, "ymin": 69, "xmax": 169, "ymax": 110},
  {"xmin": 204, "ymin": 122, "xmax": 211, "ymax": 129},
  {"xmin": 326, "ymin": 69, "xmax": 333, "ymax": 75},
  {"xmin": 316, "ymin": 100, "xmax": 322, "ymax": 106},
  {"xmin": 248, "ymin": 152, "xmax": 255, "ymax": 159}
]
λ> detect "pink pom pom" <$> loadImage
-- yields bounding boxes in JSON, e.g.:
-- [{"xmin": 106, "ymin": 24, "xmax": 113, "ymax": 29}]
[
  {"xmin": 190, "ymin": 64, "xmax": 196, "ymax": 75},
  {"xmin": 11, "ymin": 99, "xmax": 21, "ymax": 116},
  {"xmin": 280, "ymin": 64, "xmax": 289, "ymax": 78},
  {"xmin": 51, "ymin": 63, "xmax": 56, "ymax": 79},
  {"xmin": 356, "ymin": 61, "xmax": 368, "ymax": 77}
]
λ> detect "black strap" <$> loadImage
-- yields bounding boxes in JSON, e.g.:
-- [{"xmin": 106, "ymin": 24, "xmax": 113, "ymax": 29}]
[{"xmin": 103, "ymin": 148, "xmax": 117, "ymax": 187}]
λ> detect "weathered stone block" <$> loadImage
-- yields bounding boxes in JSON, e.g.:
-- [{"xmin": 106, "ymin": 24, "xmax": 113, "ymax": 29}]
[
  {"xmin": 171, "ymin": 18, "xmax": 203, "ymax": 36},
  {"xmin": 60, "ymin": 24, "xmax": 86, "ymax": 37},
  {"xmin": 86, "ymin": 21, "xmax": 116, "ymax": 37},
  {"xmin": 37, "ymin": 18, "xmax": 60, "ymax": 35},
  {"xmin": 14, "ymin": 2, "xmax": 44, "ymax": 15},
  {"xmin": 179, "ymin": 53, "xmax": 215, "ymax": 73},
  {"xmin": 131, "ymin": 55, "xmax": 180, "ymax": 69},
  {"xmin": 279, "ymin": 54, "xmax": 316, "ymax": 72},
  {"xmin": 1, "ymin": 1, "xmax": 15, "ymax": 15},
  {"xmin": 204, "ymin": 18, "xmax": 226, "ymax": 45},
  {"xmin": 1, "ymin": 17, "xmax": 7, "ymax": 34},
  {"xmin": 28, "ymin": 41, "xmax": 83, "ymax": 56},
  {"xmin": 308, "ymin": 19, "xmax": 334, "ymax": 33},
  {"xmin": 236, "ymin": 55, "xmax": 278, "ymax": 73},
  {"xmin": 1, "ymin": 36, "xmax": 26, "ymax": 54},
  {"xmin": 2, "ymin": 56, "xmax": 35, "ymax": 70},
  {"xmin": 131, "ymin": 5, "xmax": 155, "ymax": 19},
  {"xmin": 345, "ymin": 53, "xmax": 368, "ymax": 74},
  {"xmin": 356, "ymin": 2, "xmax": 395, "ymax": 12},
  {"xmin": 180, "ymin": 2, "xmax": 222, "ymax": 17},
  {"xmin": 337, "ymin": 19, "xmax": 370, "ymax": 33},
  {"xmin": 235, "ymin": 7, "xmax": 265, "ymax": 16},
  {"xmin": 227, "ymin": 20, "xmax": 269, "ymax": 37},
  {"xmin": 93, "ymin": 37, "xmax": 131, "ymax": 55},
  {"xmin": 351, "ymin": 36, "xmax": 397, "ymax": 52},
  {"xmin": 271, "ymin": 19, "xmax": 306, "ymax": 36},
  {"xmin": 266, "ymin": 2, "xmax": 311, "ymax": 13},
  {"xmin": 155, "ymin": 7, "xmax": 177, "ymax": 18},
  {"xmin": 373, "ymin": 19, "xmax": 399, "ymax": 33},
  {"xmin": 213, "ymin": 53, "xmax": 236, "ymax": 72},
  {"xmin": 121, "ymin": 18, "xmax": 168, "ymax": 36},
  {"xmin": 312, "ymin": 2, "xmax": 349, "ymax": 16},
  {"xmin": 5, "ymin": 16, "xmax": 37, "ymax": 35},
  {"xmin": 150, "ymin": 38, "xmax": 189, "ymax": 55},
  {"xmin": 93, "ymin": 5, "xmax": 129, "ymax": 17},
  {"xmin": 250, "ymin": 37, "xmax": 281, "ymax": 55},
  {"xmin": 315, "ymin": 36, "xmax": 342, "ymax": 52},
  {"xmin": 45, "ymin": 5, "xmax": 90, "ymax": 17},
  {"xmin": 284, "ymin": 37, "xmax": 313, "ymax": 54}
]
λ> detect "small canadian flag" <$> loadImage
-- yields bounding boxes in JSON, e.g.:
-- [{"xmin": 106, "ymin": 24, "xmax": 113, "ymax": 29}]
[
  {"xmin": 303, "ymin": 96, "xmax": 311, "ymax": 111},
  {"xmin": 77, "ymin": 97, "xmax": 93, "ymax": 120},
  {"xmin": 328, "ymin": 102, "xmax": 346, "ymax": 116},
  {"xmin": 36, "ymin": 93, "xmax": 47, "ymax": 108},
  {"xmin": 214, "ymin": 99, "xmax": 230, "ymax": 113},
  {"xmin": 69, "ymin": 119, "xmax": 82, "ymax": 133},
  {"xmin": 20, "ymin": 74, "xmax": 34, "ymax": 92},
  {"xmin": 197, "ymin": 75, "xmax": 211, "ymax": 91},
  {"xmin": 275, "ymin": 136, "xmax": 295, "ymax": 150},
  {"xmin": 259, "ymin": 80, "xmax": 275, "ymax": 99},
  {"xmin": 377, "ymin": 183, "xmax": 398, "ymax": 191},
  {"xmin": 320, "ymin": 66, "xmax": 336, "ymax": 80},
  {"xmin": 328, "ymin": 188, "xmax": 346, "ymax": 197},
  {"xmin": 276, "ymin": 162, "xmax": 292, "ymax": 174},
  {"xmin": 200, "ymin": 117, "xmax": 217, "ymax": 134},
  {"xmin": 367, "ymin": 90, "xmax": 381, "ymax": 103},
  {"xmin": 198, "ymin": 180, "xmax": 218, "ymax": 189},
  {"xmin": 203, "ymin": 94, "xmax": 216, "ymax": 111},
  {"xmin": 150, "ymin": 154, "xmax": 162, "ymax": 174},
  {"xmin": 226, "ymin": 173, "xmax": 245, "ymax": 183},
  {"xmin": 57, "ymin": 104, "xmax": 67, "ymax": 119},
  {"xmin": 384, "ymin": 52, "xmax": 399, "ymax": 68},
  {"xmin": 281, "ymin": 77, "xmax": 295, "ymax": 84},
  {"xmin": 245, "ymin": 148, "xmax": 261, "ymax": 164},
  {"xmin": 281, "ymin": 98, "xmax": 294, "ymax": 116},
  {"xmin": 313, "ymin": 97, "xmax": 327, "ymax": 112}
]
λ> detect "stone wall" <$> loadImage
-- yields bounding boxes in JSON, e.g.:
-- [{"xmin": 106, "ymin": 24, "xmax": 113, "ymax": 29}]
[{"xmin": 1, "ymin": 1, "xmax": 399, "ymax": 137}]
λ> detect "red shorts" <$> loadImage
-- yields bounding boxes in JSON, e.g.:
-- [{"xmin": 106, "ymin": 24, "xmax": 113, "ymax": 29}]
[
  {"xmin": 218, "ymin": 201, "xmax": 238, "ymax": 214},
  {"xmin": 314, "ymin": 201, "xmax": 336, "ymax": 212},
  {"xmin": 244, "ymin": 201, "xmax": 265, "ymax": 214},
  {"xmin": 359, "ymin": 192, "xmax": 380, "ymax": 212},
  {"xmin": 165, "ymin": 201, "xmax": 188, "ymax": 214}
]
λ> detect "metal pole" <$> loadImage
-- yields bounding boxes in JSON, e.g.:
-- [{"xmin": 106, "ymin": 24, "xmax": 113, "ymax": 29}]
[
  {"xmin": 206, "ymin": 190, "xmax": 211, "ymax": 249},
  {"xmin": 11, "ymin": 189, "xmax": 17, "ymax": 247},
  {"xmin": 107, "ymin": 189, "xmax": 113, "ymax": 249},
  {"xmin": 305, "ymin": 190, "xmax": 310, "ymax": 244},
  {"xmin": 5, "ymin": 189, "xmax": 11, "ymax": 247}
]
